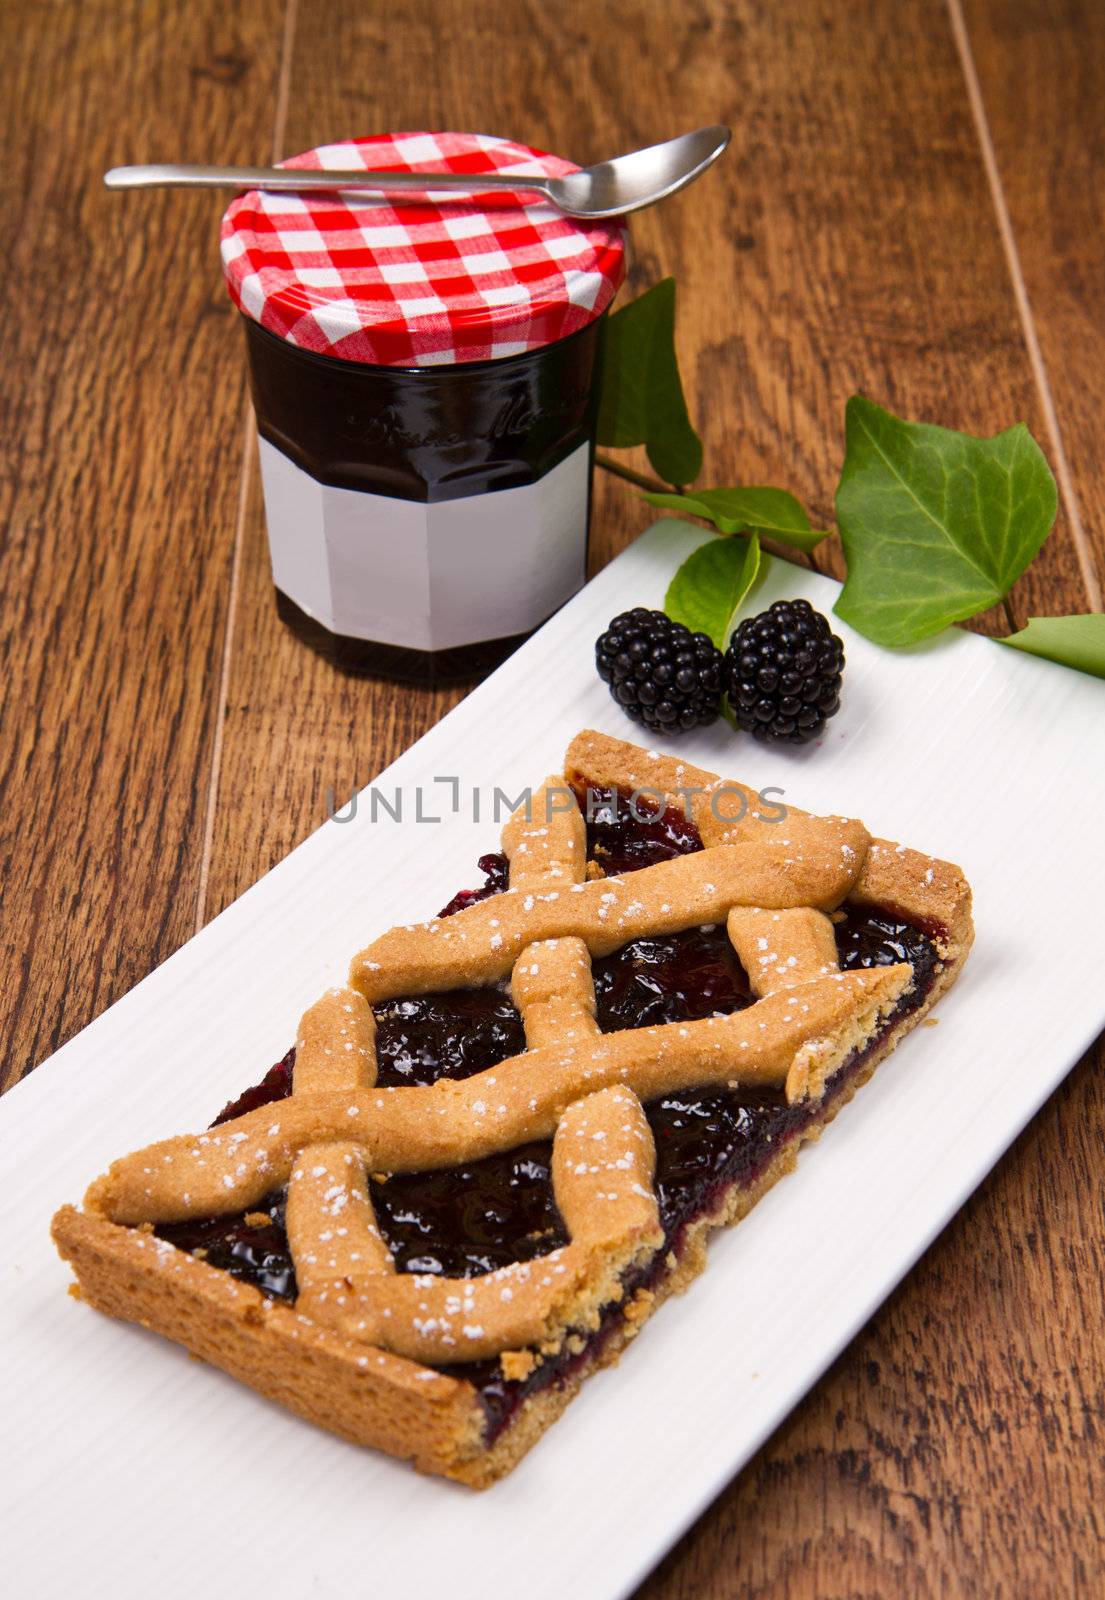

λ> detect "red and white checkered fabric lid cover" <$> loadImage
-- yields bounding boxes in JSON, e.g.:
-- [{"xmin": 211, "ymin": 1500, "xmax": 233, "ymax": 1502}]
[{"xmin": 220, "ymin": 132, "xmax": 627, "ymax": 366}]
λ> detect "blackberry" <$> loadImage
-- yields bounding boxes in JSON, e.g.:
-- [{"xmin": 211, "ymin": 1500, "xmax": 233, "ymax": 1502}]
[
  {"xmin": 724, "ymin": 599, "xmax": 844, "ymax": 744},
  {"xmin": 595, "ymin": 608, "xmax": 724, "ymax": 734}
]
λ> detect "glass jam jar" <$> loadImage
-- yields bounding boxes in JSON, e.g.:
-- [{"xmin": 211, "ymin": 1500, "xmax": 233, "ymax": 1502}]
[{"xmin": 220, "ymin": 133, "xmax": 626, "ymax": 681}]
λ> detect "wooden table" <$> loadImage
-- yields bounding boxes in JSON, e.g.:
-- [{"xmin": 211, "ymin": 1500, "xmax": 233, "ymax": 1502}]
[{"xmin": 4, "ymin": 1, "xmax": 1102, "ymax": 1591}]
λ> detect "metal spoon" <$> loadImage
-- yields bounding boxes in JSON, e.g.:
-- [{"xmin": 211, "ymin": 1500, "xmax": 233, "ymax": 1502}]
[{"xmin": 104, "ymin": 126, "xmax": 730, "ymax": 220}]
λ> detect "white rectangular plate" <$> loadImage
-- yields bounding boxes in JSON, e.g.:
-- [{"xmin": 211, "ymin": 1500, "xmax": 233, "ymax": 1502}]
[{"xmin": 4, "ymin": 521, "xmax": 1105, "ymax": 1600}]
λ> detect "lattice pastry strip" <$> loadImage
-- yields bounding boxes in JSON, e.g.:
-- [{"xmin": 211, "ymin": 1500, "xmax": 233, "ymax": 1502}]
[
  {"xmin": 728, "ymin": 906, "xmax": 840, "ymax": 996},
  {"xmin": 286, "ymin": 988, "xmax": 394, "ymax": 1317},
  {"xmin": 84, "ymin": 759, "xmax": 922, "ymax": 1368},
  {"xmin": 352, "ymin": 813, "xmax": 870, "ymax": 1000},
  {"xmin": 90, "ymin": 968, "xmax": 906, "ymax": 1221}
]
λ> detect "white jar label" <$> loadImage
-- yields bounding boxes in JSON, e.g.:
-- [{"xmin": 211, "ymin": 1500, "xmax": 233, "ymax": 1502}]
[{"xmin": 256, "ymin": 435, "xmax": 591, "ymax": 651}]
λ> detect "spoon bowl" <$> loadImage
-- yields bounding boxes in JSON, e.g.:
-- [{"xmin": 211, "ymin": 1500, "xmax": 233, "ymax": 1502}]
[
  {"xmin": 547, "ymin": 126, "xmax": 731, "ymax": 218},
  {"xmin": 104, "ymin": 127, "xmax": 731, "ymax": 220}
]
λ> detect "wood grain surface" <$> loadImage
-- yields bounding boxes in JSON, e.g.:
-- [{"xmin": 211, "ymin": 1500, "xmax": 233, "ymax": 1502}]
[
  {"xmin": 0, "ymin": 0, "xmax": 283, "ymax": 1088},
  {"xmin": 959, "ymin": 0, "xmax": 1105, "ymax": 611},
  {"xmin": 3, "ymin": 1, "xmax": 1102, "ymax": 1594}
]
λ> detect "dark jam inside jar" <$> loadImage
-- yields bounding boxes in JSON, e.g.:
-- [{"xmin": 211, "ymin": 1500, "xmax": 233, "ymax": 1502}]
[{"xmin": 244, "ymin": 317, "xmax": 603, "ymax": 684}]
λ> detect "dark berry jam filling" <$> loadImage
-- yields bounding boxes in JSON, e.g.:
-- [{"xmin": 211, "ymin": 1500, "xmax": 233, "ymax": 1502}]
[
  {"xmin": 213, "ymin": 1047, "xmax": 294, "ymax": 1125},
  {"xmin": 575, "ymin": 783, "xmax": 703, "ymax": 875},
  {"xmin": 374, "ymin": 983, "xmax": 525, "ymax": 1087},
  {"xmin": 157, "ymin": 1189, "xmax": 295, "ymax": 1300},
  {"xmin": 372, "ymin": 1143, "xmax": 567, "ymax": 1277},
  {"xmin": 593, "ymin": 925, "xmax": 753, "ymax": 1031},
  {"xmin": 437, "ymin": 852, "xmax": 509, "ymax": 918},
  {"xmin": 156, "ymin": 788, "xmax": 944, "ymax": 1447},
  {"xmin": 835, "ymin": 903, "xmax": 941, "ymax": 992}
]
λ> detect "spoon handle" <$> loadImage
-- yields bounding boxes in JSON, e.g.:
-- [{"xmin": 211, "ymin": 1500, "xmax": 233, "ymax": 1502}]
[{"xmin": 104, "ymin": 163, "xmax": 550, "ymax": 197}]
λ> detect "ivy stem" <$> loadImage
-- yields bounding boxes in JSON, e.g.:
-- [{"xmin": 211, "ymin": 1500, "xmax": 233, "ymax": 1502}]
[
  {"xmin": 594, "ymin": 452, "xmax": 681, "ymax": 496},
  {"xmin": 596, "ymin": 451, "xmax": 826, "ymax": 576}
]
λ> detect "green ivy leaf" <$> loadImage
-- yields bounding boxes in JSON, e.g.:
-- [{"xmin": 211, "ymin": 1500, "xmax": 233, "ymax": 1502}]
[
  {"xmin": 643, "ymin": 486, "xmax": 826, "ymax": 554},
  {"xmin": 596, "ymin": 278, "xmax": 703, "ymax": 487},
  {"xmin": 834, "ymin": 396, "xmax": 1058, "ymax": 647},
  {"xmin": 664, "ymin": 533, "xmax": 761, "ymax": 648},
  {"xmin": 998, "ymin": 614, "xmax": 1105, "ymax": 678}
]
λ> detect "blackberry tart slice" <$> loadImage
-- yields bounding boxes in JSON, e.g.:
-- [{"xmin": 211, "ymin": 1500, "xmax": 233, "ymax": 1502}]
[{"xmin": 53, "ymin": 731, "xmax": 972, "ymax": 1486}]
